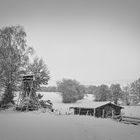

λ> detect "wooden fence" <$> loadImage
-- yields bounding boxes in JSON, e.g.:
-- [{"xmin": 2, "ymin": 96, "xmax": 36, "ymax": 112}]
[{"xmin": 121, "ymin": 116, "xmax": 140, "ymax": 125}]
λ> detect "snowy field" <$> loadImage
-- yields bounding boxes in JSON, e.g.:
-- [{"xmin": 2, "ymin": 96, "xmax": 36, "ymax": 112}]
[
  {"xmin": 0, "ymin": 92, "xmax": 140, "ymax": 140},
  {"xmin": 0, "ymin": 112, "xmax": 140, "ymax": 140},
  {"xmin": 121, "ymin": 106, "xmax": 140, "ymax": 117}
]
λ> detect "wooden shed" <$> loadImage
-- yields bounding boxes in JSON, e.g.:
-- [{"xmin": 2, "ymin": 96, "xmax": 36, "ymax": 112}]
[{"xmin": 69, "ymin": 102, "xmax": 123, "ymax": 118}]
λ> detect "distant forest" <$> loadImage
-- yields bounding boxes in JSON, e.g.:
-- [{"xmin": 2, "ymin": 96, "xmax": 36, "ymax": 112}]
[{"xmin": 40, "ymin": 78, "xmax": 140, "ymax": 105}]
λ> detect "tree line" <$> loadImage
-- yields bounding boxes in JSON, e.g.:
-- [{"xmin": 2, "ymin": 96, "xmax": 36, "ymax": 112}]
[
  {"xmin": 0, "ymin": 25, "xmax": 50, "ymax": 106},
  {"xmin": 41, "ymin": 78, "xmax": 140, "ymax": 105}
]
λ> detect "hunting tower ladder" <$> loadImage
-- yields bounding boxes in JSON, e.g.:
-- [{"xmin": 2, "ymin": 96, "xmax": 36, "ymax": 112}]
[{"xmin": 16, "ymin": 75, "xmax": 41, "ymax": 111}]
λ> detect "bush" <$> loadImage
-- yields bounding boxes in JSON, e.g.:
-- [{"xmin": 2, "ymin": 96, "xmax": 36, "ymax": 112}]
[
  {"xmin": 57, "ymin": 79, "xmax": 85, "ymax": 103},
  {"xmin": 94, "ymin": 84, "xmax": 111, "ymax": 101}
]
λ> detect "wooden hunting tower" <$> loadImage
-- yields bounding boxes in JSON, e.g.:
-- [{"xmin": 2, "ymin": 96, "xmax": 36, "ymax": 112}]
[{"xmin": 16, "ymin": 75, "xmax": 41, "ymax": 111}]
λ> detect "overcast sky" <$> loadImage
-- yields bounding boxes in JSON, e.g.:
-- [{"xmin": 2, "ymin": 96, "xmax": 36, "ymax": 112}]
[{"xmin": 0, "ymin": 0, "xmax": 140, "ymax": 86}]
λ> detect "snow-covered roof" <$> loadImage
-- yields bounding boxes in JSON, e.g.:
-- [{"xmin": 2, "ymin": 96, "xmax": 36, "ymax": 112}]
[{"xmin": 70, "ymin": 101, "xmax": 123, "ymax": 109}]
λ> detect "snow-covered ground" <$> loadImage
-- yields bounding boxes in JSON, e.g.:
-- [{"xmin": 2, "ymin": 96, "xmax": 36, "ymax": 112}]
[
  {"xmin": 39, "ymin": 92, "xmax": 63, "ymax": 103},
  {"xmin": 122, "ymin": 106, "xmax": 140, "ymax": 117},
  {"xmin": 1, "ymin": 92, "xmax": 140, "ymax": 140},
  {"xmin": 0, "ymin": 112, "xmax": 140, "ymax": 140}
]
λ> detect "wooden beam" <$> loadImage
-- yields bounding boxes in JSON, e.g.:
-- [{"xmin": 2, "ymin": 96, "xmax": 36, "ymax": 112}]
[{"xmin": 102, "ymin": 109, "xmax": 105, "ymax": 118}]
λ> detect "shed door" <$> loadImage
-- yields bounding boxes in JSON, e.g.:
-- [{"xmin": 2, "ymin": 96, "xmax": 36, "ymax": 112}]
[{"xmin": 104, "ymin": 106, "xmax": 115, "ymax": 118}]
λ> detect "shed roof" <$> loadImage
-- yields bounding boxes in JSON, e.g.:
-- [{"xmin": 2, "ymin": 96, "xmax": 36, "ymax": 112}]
[{"xmin": 70, "ymin": 101, "xmax": 123, "ymax": 109}]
